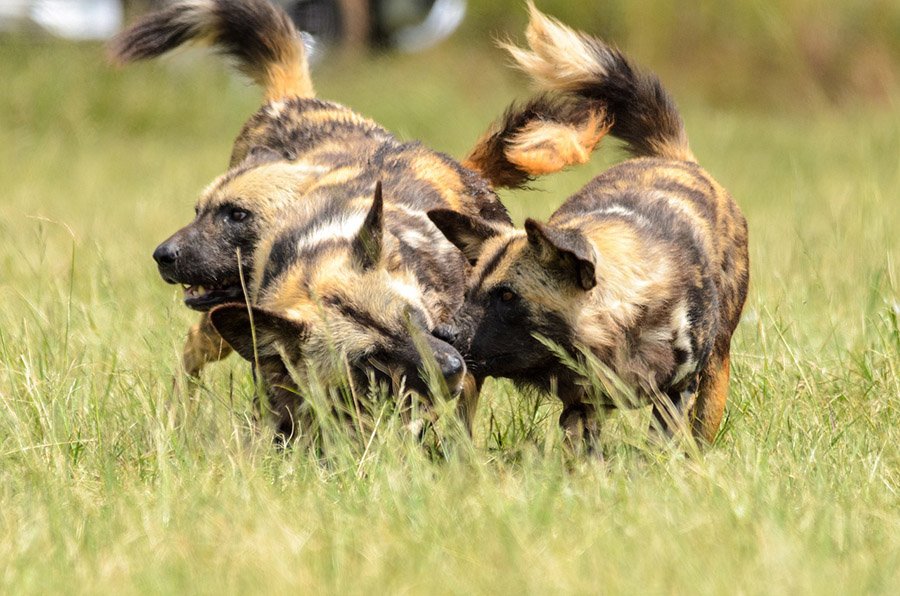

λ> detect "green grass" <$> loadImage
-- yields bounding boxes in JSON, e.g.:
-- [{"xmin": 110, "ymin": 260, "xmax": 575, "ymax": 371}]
[{"xmin": 1, "ymin": 37, "xmax": 899, "ymax": 594}]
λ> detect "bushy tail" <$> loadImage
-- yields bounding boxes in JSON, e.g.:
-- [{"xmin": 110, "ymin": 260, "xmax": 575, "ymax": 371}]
[
  {"xmin": 466, "ymin": 2, "xmax": 693, "ymax": 187},
  {"xmin": 108, "ymin": 0, "xmax": 314, "ymax": 101},
  {"xmin": 463, "ymin": 93, "xmax": 610, "ymax": 189},
  {"xmin": 507, "ymin": 1, "xmax": 694, "ymax": 161}
]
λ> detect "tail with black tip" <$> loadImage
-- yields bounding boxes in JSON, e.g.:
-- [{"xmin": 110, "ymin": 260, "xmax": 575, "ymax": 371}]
[{"xmin": 108, "ymin": 0, "xmax": 314, "ymax": 101}]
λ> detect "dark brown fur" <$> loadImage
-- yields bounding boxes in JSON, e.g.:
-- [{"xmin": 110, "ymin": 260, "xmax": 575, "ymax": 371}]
[{"xmin": 463, "ymin": 94, "xmax": 608, "ymax": 189}]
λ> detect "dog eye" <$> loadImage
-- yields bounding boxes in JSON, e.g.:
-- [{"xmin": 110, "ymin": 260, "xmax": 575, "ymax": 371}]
[
  {"xmin": 228, "ymin": 208, "xmax": 249, "ymax": 222},
  {"xmin": 492, "ymin": 287, "xmax": 524, "ymax": 325},
  {"xmin": 491, "ymin": 287, "xmax": 518, "ymax": 304}
]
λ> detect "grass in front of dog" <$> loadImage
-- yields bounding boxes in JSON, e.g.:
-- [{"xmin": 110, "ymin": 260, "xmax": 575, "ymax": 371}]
[{"xmin": 1, "ymin": 39, "xmax": 899, "ymax": 594}]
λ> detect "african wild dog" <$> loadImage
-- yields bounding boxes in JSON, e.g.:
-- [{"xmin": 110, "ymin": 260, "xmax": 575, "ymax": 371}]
[
  {"xmin": 110, "ymin": 0, "xmax": 607, "ymax": 438},
  {"xmin": 429, "ymin": 4, "xmax": 749, "ymax": 446}
]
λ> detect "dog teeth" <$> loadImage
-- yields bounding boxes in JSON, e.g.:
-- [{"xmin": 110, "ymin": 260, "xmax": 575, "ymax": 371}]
[
  {"xmin": 182, "ymin": 285, "xmax": 205, "ymax": 298},
  {"xmin": 182, "ymin": 285, "xmax": 217, "ymax": 300}
]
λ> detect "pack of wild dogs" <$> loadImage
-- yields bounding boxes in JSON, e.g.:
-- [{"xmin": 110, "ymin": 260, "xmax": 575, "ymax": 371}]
[{"xmin": 111, "ymin": 0, "xmax": 748, "ymax": 450}]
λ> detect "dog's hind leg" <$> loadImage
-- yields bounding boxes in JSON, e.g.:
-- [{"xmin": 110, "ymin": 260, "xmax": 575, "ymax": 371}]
[
  {"xmin": 182, "ymin": 313, "xmax": 233, "ymax": 377},
  {"xmin": 690, "ymin": 351, "xmax": 730, "ymax": 444}
]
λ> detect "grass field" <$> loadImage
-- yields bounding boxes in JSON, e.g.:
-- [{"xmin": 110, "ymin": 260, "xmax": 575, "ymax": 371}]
[{"xmin": 1, "ymin": 36, "xmax": 899, "ymax": 594}]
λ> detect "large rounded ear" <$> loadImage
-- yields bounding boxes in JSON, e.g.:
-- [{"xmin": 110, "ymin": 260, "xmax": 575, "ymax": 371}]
[
  {"xmin": 427, "ymin": 209, "xmax": 503, "ymax": 265},
  {"xmin": 209, "ymin": 303, "xmax": 307, "ymax": 362},
  {"xmin": 524, "ymin": 219, "xmax": 597, "ymax": 291},
  {"xmin": 351, "ymin": 181, "xmax": 384, "ymax": 270}
]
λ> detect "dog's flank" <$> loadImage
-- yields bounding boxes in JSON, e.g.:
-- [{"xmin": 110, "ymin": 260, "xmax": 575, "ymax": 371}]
[
  {"xmin": 430, "ymin": 5, "xmax": 748, "ymax": 446},
  {"xmin": 108, "ymin": 0, "xmax": 314, "ymax": 100}
]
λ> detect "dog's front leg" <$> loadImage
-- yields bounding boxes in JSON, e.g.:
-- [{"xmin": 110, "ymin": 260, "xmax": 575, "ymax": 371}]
[
  {"xmin": 182, "ymin": 312, "xmax": 233, "ymax": 377},
  {"xmin": 557, "ymin": 383, "xmax": 606, "ymax": 457}
]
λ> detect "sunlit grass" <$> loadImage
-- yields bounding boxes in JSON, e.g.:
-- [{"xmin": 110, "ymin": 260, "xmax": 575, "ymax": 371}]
[{"xmin": 0, "ymin": 38, "xmax": 898, "ymax": 593}]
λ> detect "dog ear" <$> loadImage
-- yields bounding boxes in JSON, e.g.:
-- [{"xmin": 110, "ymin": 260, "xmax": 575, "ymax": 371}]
[
  {"xmin": 209, "ymin": 303, "xmax": 307, "ymax": 362},
  {"xmin": 427, "ymin": 209, "xmax": 502, "ymax": 265},
  {"xmin": 524, "ymin": 219, "xmax": 597, "ymax": 290},
  {"xmin": 351, "ymin": 181, "xmax": 384, "ymax": 270}
]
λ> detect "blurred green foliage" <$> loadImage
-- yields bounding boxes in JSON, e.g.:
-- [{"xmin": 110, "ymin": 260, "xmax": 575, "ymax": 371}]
[
  {"xmin": 460, "ymin": 0, "xmax": 900, "ymax": 106},
  {"xmin": 107, "ymin": 0, "xmax": 900, "ymax": 107}
]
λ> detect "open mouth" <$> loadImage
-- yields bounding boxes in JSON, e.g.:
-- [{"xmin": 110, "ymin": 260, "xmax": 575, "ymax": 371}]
[{"xmin": 181, "ymin": 283, "xmax": 245, "ymax": 311}]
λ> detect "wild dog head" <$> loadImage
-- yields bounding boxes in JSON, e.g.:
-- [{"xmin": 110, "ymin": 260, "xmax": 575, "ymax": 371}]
[
  {"xmin": 210, "ymin": 183, "xmax": 468, "ymax": 398},
  {"xmin": 151, "ymin": 154, "xmax": 333, "ymax": 310},
  {"xmin": 110, "ymin": 0, "xmax": 322, "ymax": 310},
  {"xmin": 427, "ymin": 209, "xmax": 597, "ymax": 384}
]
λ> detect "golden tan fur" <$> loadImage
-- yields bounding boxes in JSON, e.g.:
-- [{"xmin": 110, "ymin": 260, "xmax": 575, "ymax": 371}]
[
  {"xmin": 501, "ymin": 2, "xmax": 610, "ymax": 95},
  {"xmin": 463, "ymin": 101, "xmax": 609, "ymax": 190},
  {"xmin": 506, "ymin": 113, "xmax": 610, "ymax": 176},
  {"xmin": 182, "ymin": 313, "xmax": 232, "ymax": 377},
  {"xmin": 109, "ymin": 0, "xmax": 314, "ymax": 101}
]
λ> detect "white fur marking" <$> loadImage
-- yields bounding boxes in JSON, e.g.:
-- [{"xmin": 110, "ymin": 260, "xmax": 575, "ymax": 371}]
[
  {"xmin": 266, "ymin": 101, "xmax": 286, "ymax": 119},
  {"xmin": 297, "ymin": 212, "xmax": 368, "ymax": 250},
  {"xmin": 595, "ymin": 205, "xmax": 653, "ymax": 228},
  {"xmin": 388, "ymin": 278, "xmax": 428, "ymax": 313},
  {"xmin": 670, "ymin": 302, "xmax": 696, "ymax": 383}
]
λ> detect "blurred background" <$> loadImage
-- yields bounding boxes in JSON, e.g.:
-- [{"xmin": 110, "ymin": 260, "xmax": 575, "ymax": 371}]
[{"xmin": 1, "ymin": 0, "xmax": 897, "ymax": 106}]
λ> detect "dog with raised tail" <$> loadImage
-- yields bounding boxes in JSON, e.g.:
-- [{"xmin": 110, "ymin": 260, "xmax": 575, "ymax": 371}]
[{"xmin": 429, "ymin": 3, "xmax": 749, "ymax": 447}]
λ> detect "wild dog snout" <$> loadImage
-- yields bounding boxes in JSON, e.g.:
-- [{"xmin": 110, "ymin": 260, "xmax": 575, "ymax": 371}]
[
  {"xmin": 153, "ymin": 240, "xmax": 179, "ymax": 267},
  {"xmin": 152, "ymin": 237, "xmax": 181, "ymax": 283},
  {"xmin": 439, "ymin": 353, "xmax": 465, "ymax": 392},
  {"xmin": 426, "ymin": 334, "xmax": 467, "ymax": 395}
]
